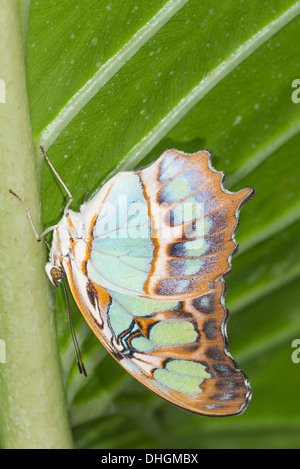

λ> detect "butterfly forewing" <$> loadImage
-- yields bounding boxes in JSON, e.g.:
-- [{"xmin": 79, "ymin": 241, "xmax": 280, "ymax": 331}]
[{"xmin": 82, "ymin": 150, "xmax": 252, "ymax": 302}]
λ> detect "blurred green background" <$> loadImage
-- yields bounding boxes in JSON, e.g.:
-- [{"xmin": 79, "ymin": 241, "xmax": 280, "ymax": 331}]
[{"xmin": 25, "ymin": 0, "xmax": 300, "ymax": 448}]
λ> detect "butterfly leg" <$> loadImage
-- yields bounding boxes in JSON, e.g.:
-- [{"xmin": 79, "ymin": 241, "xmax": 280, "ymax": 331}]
[
  {"xmin": 9, "ymin": 189, "xmax": 58, "ymax": 242},
  {"xmin": 10, "ymin": 147, "xmax": 74, "ymax": 242},
  {"xmin": 40, "ymin": 146, "xmax": 74, "ymax": 216}
]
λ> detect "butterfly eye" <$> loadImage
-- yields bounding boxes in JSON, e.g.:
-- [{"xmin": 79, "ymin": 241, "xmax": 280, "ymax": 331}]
[{"xmin": 50, "ymin": 267, "xmax": 63, "ymax": 281}]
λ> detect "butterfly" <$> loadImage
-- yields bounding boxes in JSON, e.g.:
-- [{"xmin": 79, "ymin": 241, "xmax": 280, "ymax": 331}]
[{"xmin": 10, "ymin": 147, "xmax": 254, "ymax": 417}]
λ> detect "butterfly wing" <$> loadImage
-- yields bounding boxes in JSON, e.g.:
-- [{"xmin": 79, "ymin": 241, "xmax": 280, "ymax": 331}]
[
  {"xmin": 81, "ymin": 149, "xmax": 253, "ymax": 301},
  {"xmin": 63, "ymin": 256, "xmax": 251, "ymax": 416},
  {"xmin": 63, "ymin": 148, "xmax": 254, "ymax": 415}
]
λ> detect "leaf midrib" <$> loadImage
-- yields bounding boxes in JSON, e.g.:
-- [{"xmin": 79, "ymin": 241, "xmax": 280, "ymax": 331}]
[
  {"xmin": 37, "ymin": 0, "xmax": 189, "ymax": 150},
  {"xmin": 39, "ymin": 1, "xmax": 300, "ymax": 167}
]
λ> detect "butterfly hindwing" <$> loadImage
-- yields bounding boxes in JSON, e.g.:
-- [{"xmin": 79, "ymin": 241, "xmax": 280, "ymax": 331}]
[{"xmin": 63, "ymin": 256, "xmax": 251, "ymax": 416}]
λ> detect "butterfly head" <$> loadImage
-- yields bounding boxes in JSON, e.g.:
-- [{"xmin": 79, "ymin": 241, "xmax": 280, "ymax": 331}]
[
  {"xmin": 44, "ymin": 214, "xmax": 74, "ymax": 287},
  {"xmin": 45, "ymin": 262, "xmax": 64, "ymax": 287}
]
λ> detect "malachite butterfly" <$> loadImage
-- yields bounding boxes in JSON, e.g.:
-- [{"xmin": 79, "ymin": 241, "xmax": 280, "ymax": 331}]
[{"xmin": 11, "ymin": 148, "xmax": 255, "ymax": 417}]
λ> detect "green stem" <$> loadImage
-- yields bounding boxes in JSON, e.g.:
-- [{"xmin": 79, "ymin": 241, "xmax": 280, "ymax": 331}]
[{"xmin": 0, "ymin": 0, "xmax": 73, "ymax": 449}]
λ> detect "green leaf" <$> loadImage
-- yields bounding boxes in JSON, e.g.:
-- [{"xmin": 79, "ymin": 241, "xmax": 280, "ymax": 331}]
[{"xmin": 1, "ymin": 0, "xmax": 300, "ymax": 449}]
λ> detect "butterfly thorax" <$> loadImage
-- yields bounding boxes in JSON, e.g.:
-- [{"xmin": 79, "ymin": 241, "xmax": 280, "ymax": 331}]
[{"xmin": 45, "ymin": 209, "xmax": 87, "ymax": 286}]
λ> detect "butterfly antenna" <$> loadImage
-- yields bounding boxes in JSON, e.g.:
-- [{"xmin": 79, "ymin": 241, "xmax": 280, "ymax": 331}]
[{"xmin": 61, "ymin": 280, "xmax": 87, "ymax": 377}]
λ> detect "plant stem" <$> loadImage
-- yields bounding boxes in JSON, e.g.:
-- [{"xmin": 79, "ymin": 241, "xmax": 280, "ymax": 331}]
[{"xmin": 0, "ymin": 0, "xmax": 73, "ymax": 448}]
